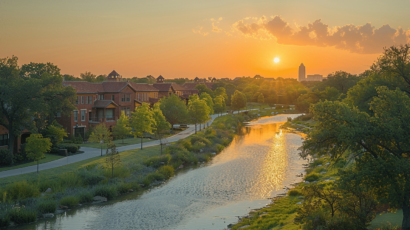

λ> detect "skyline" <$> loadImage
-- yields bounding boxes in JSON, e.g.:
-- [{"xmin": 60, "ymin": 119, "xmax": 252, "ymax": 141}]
[{"xmin": 1, "ymin": 0, "xmax": 410, "ymax": 79}]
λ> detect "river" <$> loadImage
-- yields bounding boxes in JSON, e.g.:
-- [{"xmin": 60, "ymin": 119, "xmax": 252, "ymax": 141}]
[{"xmin": 16, "ymin": 114, "xmax": 306, "ymax": 230}]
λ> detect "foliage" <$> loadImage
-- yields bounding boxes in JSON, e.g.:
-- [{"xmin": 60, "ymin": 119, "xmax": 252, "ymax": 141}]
[
  {"xmin": 25, "ymin": 134, "xmax": 52, "ymax": 173},
  {"xmin": 151, "ymin": 103, "xmax": 171, "ymax": 154},
  {"xmin": 44, "ymin": 122, "xmax": 67, "ymax": 147},
  {"xmin": 231, "ymin": 90, "xmax": 247, "ymax": 112},
  {"xmin": 0, "ymin": 149, "xmax": 13, "ymax": 166},
  {"xmin": 158, "ymin": 165, "xmax": 174, "ymax": 179},
  {"xmin": 159, "ymin": 94, "xmax": 189, "ymax": 128},
  {"xmin": 88, "ymin": 123, "xmax": 112, "ymax": 147},
  {"xmin": 60, "ymin": 196, "xmax": 79, "ymax": 207},
  {"xmin": 213, "ymin": 95, "xmax": 226, "ymax": 115},
  {"xmin": 112, "ymin": 111, "xmax": 131, "ymax": 144},
  {"xmin": 257, "ymin": 93, "xmax": 264, "ymax": 103},
  {"xmin": 93, "ymin": 185, "xmax": 118, "ymax": 200},
  {"xmin": 77, "ymin": 168, "xmax": 105, "ymax": 186},
  {"xmin": 130, "ymin": 103, "xmax": 155, "ymax": 137},
  {"xmin": 200, "ymin": 92, "xmax": 214, "ymax": 115},
  {"xmin": 143, "ymin": 154, "xmax": 171, "ymax": 168},
  {"xmin": 105, "ymin": 143, "xmax": 121, "ymax": 178},
  {"xmin": 76, "ymin": 192, "xmax": 94, "ymax": 204},
  {"xmin": 188, "ymin": 99, "xmax": 210, "ymax": 133},
  {"xmin": 57, "ymin": 143, "xmax": 78, "ymax": 154},
  {"xmin": 37, "ymin": 199, "xmax": 57, "ymax": 214},
  {"xmin": 8, "ymin": 207, "xmax": 37, "ymax": 224}
]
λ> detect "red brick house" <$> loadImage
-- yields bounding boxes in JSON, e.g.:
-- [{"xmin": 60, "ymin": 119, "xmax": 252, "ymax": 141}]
[
  {"xmin": 0, "ymin": 125, "xmax": 30, "ymax": 153},
  {"xmin": 152, "ymin": 76, "xmax": 199, "ymax": 99}
]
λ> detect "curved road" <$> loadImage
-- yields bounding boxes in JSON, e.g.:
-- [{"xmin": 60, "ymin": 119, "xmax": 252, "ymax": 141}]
[{"xmin": 0, "ymin": 110, "xmax": 261, "ymax": 179}]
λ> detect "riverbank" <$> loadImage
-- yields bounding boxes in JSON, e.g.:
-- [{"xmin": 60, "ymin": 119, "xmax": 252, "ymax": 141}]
[{"xmin": 0, "ymin": 111, "xmax": 264, "ymax": 228}]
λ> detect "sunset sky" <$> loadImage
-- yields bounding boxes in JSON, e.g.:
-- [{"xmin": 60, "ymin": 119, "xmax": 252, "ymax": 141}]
[{"xmin": 1, "ymin": 0, "xmax": 410, "ymax": 79}]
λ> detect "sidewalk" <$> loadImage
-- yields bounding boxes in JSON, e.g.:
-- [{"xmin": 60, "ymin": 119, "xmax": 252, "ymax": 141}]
[{"xmin": 0, "ymin": 110, "xmax": 253, "ymax": 179}]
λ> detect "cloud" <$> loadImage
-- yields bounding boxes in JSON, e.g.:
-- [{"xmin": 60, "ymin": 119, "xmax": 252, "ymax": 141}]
[
  {"xmin": 211, "ymin": 17, "xmax": 223, "ymax": 33},
  {"xmin": 231, "ymin": 16, "xmax": 410, "ymax": 54},
  {"xmin": 192, "ymin": 26, "xmax": 209, "ymax": 36}
]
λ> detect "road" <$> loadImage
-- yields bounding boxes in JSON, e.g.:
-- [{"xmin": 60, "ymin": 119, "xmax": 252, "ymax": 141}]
[{"xmin": 0, "ymin": 110, "xmax": 258, "ymax": 179}]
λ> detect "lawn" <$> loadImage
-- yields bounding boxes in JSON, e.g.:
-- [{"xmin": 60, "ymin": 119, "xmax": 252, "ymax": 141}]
[
  {"xmin": 0, "ymin": 154, "xmax": 65, "ymax": 172},
  {"xmin": 0, "ymin": 145, "xmax": 163, "ymax": 186},
  {"xmin": 79, "ymin": 137, "xmax": 154, "ymax": 149},
  {"xmin": 370, "ymin": 210, "xmax": 402, "ymax": 229}
]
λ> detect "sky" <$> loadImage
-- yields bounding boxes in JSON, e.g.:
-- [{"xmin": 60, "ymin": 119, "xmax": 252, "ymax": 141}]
[{"xmin": 1, "ymin": 0, "xmax": 410, "ymax": 79}]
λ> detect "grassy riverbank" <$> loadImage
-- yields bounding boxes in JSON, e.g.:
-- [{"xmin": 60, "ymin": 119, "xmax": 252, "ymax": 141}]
[{"xmin": 0, "ymin": 111, "xmax": 260, "ymax": 228}]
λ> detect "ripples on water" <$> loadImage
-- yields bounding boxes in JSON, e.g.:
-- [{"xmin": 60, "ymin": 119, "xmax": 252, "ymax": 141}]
[{"xmin": 17, "ymin": 114, "xmax": 306, "ymax": 230}]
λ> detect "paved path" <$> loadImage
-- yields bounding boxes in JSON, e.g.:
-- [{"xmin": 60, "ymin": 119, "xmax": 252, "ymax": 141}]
[{"xmin": 0, "ymin": 110, "xmax": 258, "ymax": 179}]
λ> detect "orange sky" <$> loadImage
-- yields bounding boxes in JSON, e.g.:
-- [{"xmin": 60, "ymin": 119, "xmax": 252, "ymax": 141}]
[{"xmin": 1, "ymin": 0, "xmax": 409, "ymax": 79}]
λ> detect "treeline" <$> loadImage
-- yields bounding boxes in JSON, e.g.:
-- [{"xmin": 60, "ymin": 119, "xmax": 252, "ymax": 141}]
[{"xmin": 296, "ymin": 45, "xmax": 410, "ymax": 229}]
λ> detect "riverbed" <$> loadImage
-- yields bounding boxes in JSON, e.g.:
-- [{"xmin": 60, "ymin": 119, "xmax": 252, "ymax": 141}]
[{"xmin": 15, "ymin": 114, "xmax": 306, "ymax": 230}]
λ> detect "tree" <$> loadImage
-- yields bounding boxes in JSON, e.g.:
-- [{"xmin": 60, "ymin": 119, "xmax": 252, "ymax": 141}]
[
  {"xmin": 257, "ymin": 93, "xmax": 264, "ymax": 103},
  {"xmin": 214, "ymin": 87, "xmax": 228, "ymax": 101},
  {"xmin": 188, "ymin": 99, "xmax": 210, "ymax": 134},
  {"xmin": 88, "ymin": 123, "xmax": 112, "ymax": 156},
  {"xmin": 25, "ymin": 134, "xmax": 52, "ymax": 173},
  {"xmin": 151, "ymin": 103, "xmax": 171, "ymax": 154},
  {"xmin": 302, "ymin": 87, "xmax": 410, "ymax": 229},
  {"xmin": 159, "ymin": 94, "xmax": 189, "ymax": 130},
  {"xmin": 231, "ymin": 90, "xmax": 246, "ymax": 113},
  {"xmin": 80, "ymin": 71, "xmax": 97, "ymax": 82},
  {"xmin": 130, "ymin": 103, "xmax": 154, "ymax": 149},
  {"xmin": 105, "ymin": 142, "xmax": 121, "ymax": 178},
  {"xmin": 213, "ymin": 95, "xmax": 226, "ymax": 117},
  {"xmin": 44, "ymin": 121, "xmax": 67, "ymax": 147},
  {"xmin": 200, "ymin": 92, "xmax": 214, "ymax": 115},
  {"xmin": 195, "ymin": 84, "xmax": 214, "ymax": 97},
  {"xmin": 112, "ymin": 111, "xmax": 131, "ymax": 144}
]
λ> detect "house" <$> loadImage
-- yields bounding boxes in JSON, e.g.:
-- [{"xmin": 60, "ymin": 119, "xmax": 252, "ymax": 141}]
[
  {"xmin": 152, "ymin": 75, "xmax": 198, "ymax": 98},
  {"xmin": 0, "ymin": 125, "xmax": 30, "ymax": 153}
]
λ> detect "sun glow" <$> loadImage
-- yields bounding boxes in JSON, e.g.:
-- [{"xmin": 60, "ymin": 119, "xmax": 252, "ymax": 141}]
[{"xmin": 273, "ymin": 57, "xmax": 280, "ymax": 63}]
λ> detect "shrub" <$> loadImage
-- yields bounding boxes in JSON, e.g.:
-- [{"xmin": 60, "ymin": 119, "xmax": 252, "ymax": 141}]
[
  {"xmin": 37, "ymin": 199, "xmax": 57, "ymax": 214},
  {"xmin": 116, "ymin": 183, "xmax": 132, "ymax": 194},
  {"xmin": 287, "ymin": 117, "xmax": 292, "ymax": 122},
  {"xmin": 143, "ymin": 154, "xmax": 171, "ymax": 168},
  {"xmin": 221, "ymin": 138, "xmax": 231, "ymax": 146},
  {"xmin": 0, "ymin": 214, "xmax": 10, "ymax": 228},
  {"xmin": 191, "ymin": 142, "xmax": 206, "ymax": 153},
  {"xmin": 216, "ymin": 123, "xmax": 225, "ymax": 129},
  {"xmin": 8, "ymin": 207, "xmax": 37, "ymax": 224},
  {"xmin": 143, "ymin": 172, "xmax": 165, "ymax": 186},
  {"xmin": 190, "ymin": 136, "xmax": 211, "ymax": 146},
  {"xmin": 158, "ymin": 165, "xmax": 174, "ymax": 179},
  {"xmin": 77, "ymin": 192, "xmax": 93, "ymax": 203},
  {"xmin": 178, "ymin": 139, "xmax": 192, "ymax": 151},
  {"xmin": 50, "ymin": 147, "xmax": 59, "ymax": 154},
  {"xmin": 0, "ymin": 149, "xmax": 12, "ymax": 166},
  {"xmin": 58, "ymin": 172, "xmax": 83, "ymax": 188},
  {"xmin": 60, "ymin": 196, "xmax": 79, "ymax": 207},
  {"xmin": 93, "ymin": 185, "xmax": 118, "ymax": 200},
  {"xmin": 6, "ymin": 181, "xmax": 40, "ymax": 200},
  {"xmin": 103, "ymin": 166, "xmax": 130, "ymax": 178},
  {"xmin": 287, "ymin": 189, "xmax": 302, "ymax": 196},
  {"xmin": 14, "ymin": 144, "xmax": 29, "ymax": 163},
  {"xmin": 57, "ymin": 144, "xmax": 78, "ymax": 154},
  {"xmin": 304, "ymin": 173, "xmax": 320, "ymax": 182},
  {"xmin": 215, "ymin": 144, "xmax": 225, "ymax": 153},
  {"xmin": 77, "ymin": 169, "xmax": 104, "ymax": 186}
]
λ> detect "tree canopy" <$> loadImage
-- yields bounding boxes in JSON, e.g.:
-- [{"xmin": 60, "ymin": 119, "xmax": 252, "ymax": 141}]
[{"xmin": 159, "ymin": 94, "xmax": 189, "ymax": 129}]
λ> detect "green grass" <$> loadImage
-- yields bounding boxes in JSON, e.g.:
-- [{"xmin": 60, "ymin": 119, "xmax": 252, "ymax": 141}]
[
  {"xmin": 0, "ymin": 154, "xmax": 65, "ymax": 172},
  {"xmin": 79, "ymin": 137, "xmax": 153, "ymax": 149},
  {"xmin": 0, "ymin": 145, "xmax": 163, "ymax": 186},
  {"xmin": 370, "ymin": 210, "xmax": 402, "ymax": 229}
]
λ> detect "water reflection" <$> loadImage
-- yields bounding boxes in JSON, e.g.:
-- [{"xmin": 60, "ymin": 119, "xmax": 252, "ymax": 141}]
[{"xmin": 15, "ymin": 114, "xmax": 305, "ymax": 230}]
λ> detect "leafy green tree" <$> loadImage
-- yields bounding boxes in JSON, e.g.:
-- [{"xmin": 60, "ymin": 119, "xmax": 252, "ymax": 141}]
[
  {"xmin": 159, "ymin": 94, "xmax": 189, "ymax": 130},
  {"xmin": 105, "ymin": 142, "xmax": 121, "ymax": 178},
  {"xmin": 214, "ymin": 87, "xmax": 228, "ymax": 101},
  {"xmin": 80, "ymin": 71, "xmax": 97, "ymax": 82},
  {"xmin": 231, "ymin": 90, "xmax": 247, "ymax": 113},
  {"xmin": 88, "ymin": 123, "xmax": 112, "ymax": 156},
  {"xmin": 213, "ymin": 95, "xmax": 226, "ymax": 116},
  {"xmin": 195, "ymin": 84, "xmax": 214, "ymax": 97},
  {"xmin": 44, "ymin": 121, "xmax": 67, "ymax": 147},
  {"xmin": 112, "ymin": 111, "xmax": 131, "ymax": 144},
  {"xmin": 188, "ymin": 99, "xmax": 210, "ymax": 134},
  {"xmin": 151, "ymin": 103, "xmax": 171, "ymax": 154},
  {"xmin": 200, "ymin": 92, "xmax": 214, "ymax": 115},
  {"xmin": 96, "ymin": 75, "xmax": 106, "ymax": 82},
  {"xmin": 302, "ymin": 87, "xmax": 410, "ymax": 229},
  {"xmin": 130, "ymin": 103, "xmax": 154, "ymax": 149},
  {"xmin": 25, "ymin": 134, "xmax": 52, "ymax": 173},
  {"xmin": 257, "ymin": 93, "xmax": 264, "ymax": 103}
]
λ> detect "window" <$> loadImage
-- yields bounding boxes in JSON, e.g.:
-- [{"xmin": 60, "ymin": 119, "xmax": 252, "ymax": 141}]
[
  {"xmin": 85, "ymin": 96, "xmax": 88, "ymax": 104},
  {"xmin": 89, "ymin": 96, "xmax": 92, "ymax": 104},
  {"xmin": 56, "ymin": 111, "xmax": 61, "ymax": 117},
  {"xmin": 121, "ymin": 94, "xmax": 130, "ymax": 102},
  {"xmin": 99, "ymin": 95, "xmax": 104, "ymax": 100},
  {"xmin": 74, "ymin": 110, "xmax": 78, "ymax": 122},
  {"xmin": 81, "ymin": 110, "xmax": 86, "ymax": 121},
  {"xmin": 0, "ymin": 134, "xmax": 8, "ymax": 146},
  {"xmin": 137, "ymin": 93, "xmax": 140, "ymax": 101},
  {"xmin": 76, "ymin": 96, "xmax": 79, "ymax": 105},
  {"xmin": 121, "ymin": 107, "xmax": 131, "ymax": 116},
  {"xmin": 89, "ymin": 111, "xmax": 92, "ymax": 121},
  {"xmin": 81, "ymin": 96, "xmax": 84, "ymax": 104},
  {"xmin": 111, "ymin": 95, "xmax": 114, "ymax": 101}
]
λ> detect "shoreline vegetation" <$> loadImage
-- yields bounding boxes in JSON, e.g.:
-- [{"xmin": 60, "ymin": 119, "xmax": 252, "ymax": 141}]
[
  {"xmin": 229, "ymin": 116, "xmax": 401, "ymax": 230},
  {"xmin": 0, "ymin": 107, "xmax": 294, "ymax": 229}
]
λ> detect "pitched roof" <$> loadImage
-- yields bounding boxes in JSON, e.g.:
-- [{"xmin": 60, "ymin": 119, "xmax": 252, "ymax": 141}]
[
  {"xmin": 108, "ymin": 70, "xmax": 120, "ymax": 77},
  {"xmin": 157, "ymin": 75, "xmax": 164, "ymax": 80},
  {"xmin": 93, "ymin": 100, "xmax": 118, "ymax": 108},
  {"xmin": 63, "ymin": 81, "xmax": 104, "ymax": 93},
  {"xmin": 182, "ymin": 82, "xmax": 215, "ymax": 90},
  {"xmin": 128, "ymin": 82, "xmax": 159, "ymax": 92},
  {"xmin": 102, "ymin": 81, "xmax": 131, "ymax": 92},
  {"xmin": 170, "ymin": 83, "xmax": 188, "ymax": 91},
  {"xmin": 152, "ymin": 83, "xmax": 173, "ymax": 92},
  {"xmin": 149, "ymin": 98, "xmax": 160, "ymax": 104}
]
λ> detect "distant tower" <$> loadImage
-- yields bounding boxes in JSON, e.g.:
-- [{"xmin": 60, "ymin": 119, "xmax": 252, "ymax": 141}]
[
  {"xmin": 194, "ymin": 77, "xmax": 199, "ymax": 83},
  {"xmin": 107, "ymin": 70, "xmax": 122, "ymax": 81},
  {"xmin": 156, "ymin": 75, "xmax": 164, "ymax": 83},
  {"xmin": 298, "ymin": 64, "xmax": 306, "ymax": 82}
]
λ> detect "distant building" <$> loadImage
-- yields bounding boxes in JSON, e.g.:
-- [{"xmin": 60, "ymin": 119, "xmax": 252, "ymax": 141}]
[
  {"xmin": 306, "ymin": 74, "xmax": 323, "ymax": 81},
  {"xmin": 298, "ymin": 64, "xmax": 306, "ymax": 82},
  {"xmin": 107, "ymin": 70, "xmax": 122, "ymax": 82}
]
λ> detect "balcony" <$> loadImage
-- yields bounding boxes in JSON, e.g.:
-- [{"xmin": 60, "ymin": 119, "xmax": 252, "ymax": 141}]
[{"xmin": 89, "ymin": 116, "xmax": 117, "ymax": 123}]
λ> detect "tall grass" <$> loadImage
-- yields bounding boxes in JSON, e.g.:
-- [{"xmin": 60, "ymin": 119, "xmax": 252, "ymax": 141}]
[
  {"xmin": 37, "ymin": 199, "xmax": 57, "ymax": 214},
  {"xmin": 8, "ymin": 207, "xmax": 37, "ymax": 224},
  {"xmin": 60, "ymin": 196, "xmax": 79, "ymax": 207},
  {"xmin": 5, "ymin": 181, "xmax": 40, "ymax": 200}
]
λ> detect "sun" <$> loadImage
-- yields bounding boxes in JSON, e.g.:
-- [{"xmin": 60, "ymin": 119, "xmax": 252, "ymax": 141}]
[{"xmin": 273, "ymin": 57, "xmax": 280, "ymax": 63}]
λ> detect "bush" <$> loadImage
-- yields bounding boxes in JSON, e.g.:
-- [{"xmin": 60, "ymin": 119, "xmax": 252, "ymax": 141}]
[
  {"xmin": 304, "ymin": 173, "xmax": 320, "ymax": 182},
  {"xmin": 190, "ymin": 136, "xmax": 211, "ymax": 146},
  {"xmin": 143, "ymin": 172, "xmax": 165, "ymax": 186},
  {"xmin": 221, "ymin": 138, "xmax": 231, "ymax": 146},
  {"xmin": 215, "ymin": 144, "xmax": 225, "ymax": 153},
  {"xmin": 57, "ymin": 144, "xmax": 78, "ymax": 154},
  {"xmin": 158, "ymin": 165, "xmax": 174, "ymax": 179},
  {"xmin": 0, "ymin": 214, "xmax": 10, "ymax": 228},
  {"xmin": 60, "ymin": 196, "xmax": 79, "ymax": 207},
  {"xmin": 37, "ymin": 199, "xmax": 57, "ymax": 214},
  {"xmin": 93, "ymin": 185, "xmax": 117, "ymax": 200},
  {"xmin": 6, "ymin": 181, "xmax": 40, "ymax": 200},
  {"xmin": 178, "ymin": 139, "xmax": 192, "ymax": 151},
  {"xmin": 8, "ymin": 207, "xmax": 37, "ymax": 224},
  {"xmin": 49, "ymin": 147, "xmax": 59, "ymax": 154},
  {"xmin": 0, "ymin": 149, "xmax": 12, "ymax": 166},
  {"xmin": 191, "ymin": 142, "xmax": 206, "ymax": 153},
  {"xmin": 287, "ymin": 189, "xmax": 302, "ymax": 196},
  {"xmin": 103, "ymin": 166, "xmax": 130, "ymax": 178},
  {"xmin": 287, "ymin": 117, "xmax": 292, "ymax": 122},
  {"xmin": 116, "ymin": 183, "xmax": 132, "ymax": 194},
  {"xmin": 296, "ymin": 113, "xmax": 313, "ymax": 121},
  {"xmin": 14, "ymin": 144, "xmax": 29, "ymax": 163},
  {"xmin": 143, "ymin": 154, "xmax": 171, "ymax": 168},
  {"xmin": 78, "ymin": 169, "xmax": 104, "ymax": 186},
  {"xmin": 77, "ymin": 192, "xmax": 93, "ymax": 203}
]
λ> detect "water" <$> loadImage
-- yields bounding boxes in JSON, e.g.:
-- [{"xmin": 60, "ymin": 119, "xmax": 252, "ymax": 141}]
[{"xmin": 16, "ymin": 114, "xmax": 306, "ymax": 230}]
